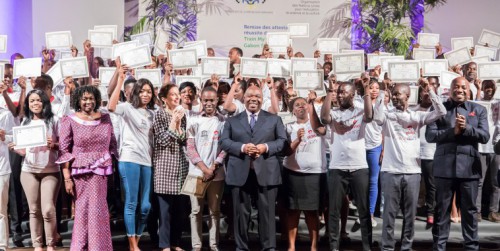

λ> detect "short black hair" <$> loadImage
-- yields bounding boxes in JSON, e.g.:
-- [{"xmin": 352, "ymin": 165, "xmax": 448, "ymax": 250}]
[
  {"xmin": 231, "ymin": 47, "xmax": 243, "ymax": 57},
  {"xmin": 34, "ymin": 74, "xmax": 54, "ymax": 90},
  {"xmin": 201, "ymin": 86, "xmax": 217, "ymax": 96},
  {"xmin": 130, "ymin": 78, "xmax": 157, "ymax": 110},
  {"xmin": 70, "ymin": 85, "xmax": 102, "ymax": 112},
  {"xmin": 179, "ymin": 82, "xmax": 197, "ymax": 96}
]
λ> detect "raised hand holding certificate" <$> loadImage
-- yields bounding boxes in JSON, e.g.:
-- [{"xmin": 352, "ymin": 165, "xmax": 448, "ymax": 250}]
[
  {"xmin": 291, "ymin": 57, "xmax": 317, "ymax": 73},
  {"xmin": 478, "ymin": 29, "xmax": 500, "ymax": 47},
  {"xmin": 379, "ymin": 56, "xmax": 404, "ymax": 72},
  {"xmin": 154, "ymin": 30, "xmax": 169, "ymax": 55},
  {"xmin": 474, "ymin": 45, "xmax": 497, "ymax": 61},
  {"xmin": 413, "ymin": 48, "xmax": 435, "ymax": 60},
  {"xmin": 121, "ymin": 45, "xmax": 152, "ymax": 69},
  {"xmin": 288, "ymin": 23, "xmax": 309, "ymax": 38},
  {"xmin": 59, "ymin": 57, "xmax": 89, "ymax": 78},
  {"xmin": 131, "ymin": 32, "xmax": 153, "ymax": 47},
  {"xmin": 94, "ymin": 25, "xmax": 118, "ymax": 40},
  {"xmin": 176, "ymin": 76, "xmax": 203, "ymax": 89},
  {"xmin": 168, "ymin": 48, "xmax": 198, "ymax": 69},
  {"xmin": 201, "ymin": 57, "xmax": 230, "ymax": 78},
  {"xmin": 451, "ymin": 37, "xmax": 474, "ymax": 50},
  {"xmin": 367, "ymin": 52, "xmax": 392, "ymax": 69},
  {"xmin": 267, "ymin": 32, "xmax": 290, "ymax": 47},
  {"xmin": 183, "ymin": 40, "xmax": 207, "ymax": 58},
  {"xmin": 332, "ymin": 53, "xmax": 364, "ymax": 75},
  {"xmin": 88, "ymin": 30, "xmax": 113, "ymax": 48},
  {"xmin": 267, "ymin": 59, "xmax": 291, "ymax": 77},
  {"xmin": 136, "ymin": 69, "xmax": 162, "ymax": 87},
  {"xmin": 293, "ymin": 70, "xmax": 325, "ymax": 96},
  {"xmin": 477, "ymin": 62, "xmax": 500, "ymax": 80},
  {"xmin": 45, "ymin": 31, "xmax": 72, "ymax": 50},
  {"xmin": 112, "ymin": 41, "xmax": 139, "ymax": 59},
  {"xmin": 13, "ymin": 58, "xmax": 42, "ymax": 78},
  {"xmin": 444, "ymin": 47, "xmax": 471, "ymax": 66},
  {"xmin": 13, "ymin": 124, "xmax": 47, "ymax": 150},
  {"xmin": 472, "ymin": 55, "xmax": 490, "ymax": 63},
  {"xmin": 388, "ymin": 61, "xmax": 420, "ymax": 83},
  {"xmin": 240, "ymin": 57, "xmax": 268, "ymax": 79},
  {"xmin": 418, "ymin": 33, "xmax": 440, "ymax": 48},
  {"xmin": 317, "ymin": 38, "xmax": 339, "ymax": 54},
  {"xmin": 0, "ymin": 35, "xmax": 6, "ymax": 53},
  {"xmin": 421, "ymin": 59, "xmax": 448, "ymax": 77},
  {"xmin": 99, "ymin": 67, "xmax": 116, "ymax": 85}
]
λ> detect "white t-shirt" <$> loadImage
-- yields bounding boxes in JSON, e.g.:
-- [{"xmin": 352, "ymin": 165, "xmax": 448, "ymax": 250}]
[
  {"xmin": 21, "ymin": 119, "xmax": 60, "ymax": 173},
  {"xmin": 113, "ymin": 102, "xmax": 155, "ymax": 166},
  {"xmin": 411, "ymin": 105, "xmax": 436, "ymax": 160},
  {"xmin": 186, "ymin": 112, "xmax": 226, "ymax": 181},
  {"xmin": 283, "ymin": 121, "xmax": 326, "ymax": 173},
  {"xmin": 365, "ymin": 104, "xmax": 383, "ymax": 150},
  {"xmin": 232, "ymin": 99, "xmax": 246, "ymax": 115},
  {"xmin": 0, "ymin": 109, "xmax": 15, "ymax": 176},
  {"xmin": 478, "ymin": 100, "xmax": 499, "ymax": 154}
]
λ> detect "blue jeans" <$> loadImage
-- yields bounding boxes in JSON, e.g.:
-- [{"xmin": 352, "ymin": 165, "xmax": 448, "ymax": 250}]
[
  {"xmin": 118, "ymin": 161, "xmax": 152, "ymax": 237},
  {"xmin": 366, "ymin": 144, "xmax": 382, "ymax": 215}
]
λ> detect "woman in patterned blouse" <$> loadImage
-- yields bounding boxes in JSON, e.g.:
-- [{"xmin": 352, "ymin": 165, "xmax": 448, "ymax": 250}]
[
  {"xmin": 153, "ymin": 83, "xmax": 189, "ymax": 251},
  {"xmin": 57, "ymin": 86, "xmax": 117, "ymax": 251}
]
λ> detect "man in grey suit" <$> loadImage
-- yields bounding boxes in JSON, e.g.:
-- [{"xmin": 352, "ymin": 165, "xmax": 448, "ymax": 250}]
[
  {"xmin": 220, "ymin": 86, "xmax": 288, "ymax": 251},
  {"xmin": 426, "ymin": 77, "xmax": 490, "ymax": 251}
]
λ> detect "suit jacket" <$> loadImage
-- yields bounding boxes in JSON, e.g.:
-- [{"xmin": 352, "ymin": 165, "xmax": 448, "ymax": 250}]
[
  {"xmin": 220, "ymin": 110, "xmax": 288, "ymax": 186},
  {"xmin": 425, "ymin": 100, "xmax": 490, "ymax": 179}
]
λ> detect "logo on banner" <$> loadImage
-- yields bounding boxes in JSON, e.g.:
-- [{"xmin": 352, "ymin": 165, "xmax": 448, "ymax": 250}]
[{"xmin": 236, "ymin": 0, "xmax": 266, "ymax": 4}]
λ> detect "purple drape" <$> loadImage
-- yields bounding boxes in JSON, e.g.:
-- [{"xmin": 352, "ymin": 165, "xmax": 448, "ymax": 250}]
[
  {"xmin": 410, "ymin": 0, "xmax": 425, "ymax": 43},
  {"xmin": 351, "ymin": 0, "xmax": 363, "ymax": 50}
]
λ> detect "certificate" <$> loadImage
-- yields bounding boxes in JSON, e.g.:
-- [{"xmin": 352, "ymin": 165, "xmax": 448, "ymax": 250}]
[
  {"xmin": 136, "ymin": 69, "xmax": 162, "ymax": 87},
  {"xmin": 474, "ymin": 45, "xmax": 497, "ymax": 61},
  {"xmin": 367, "ymin": 52, "xmax": 392, "ymax": 69},
  {"xmin": 60, "ymin": 50, "xmax": 73, "ymax": 59},
  {"xmin": 94, "ymin": 25, "xmax": 118, "ymax": 40},
  {"xmin": 98, "ymin": 67, "xmax": 116, "ymax": 85},
  {"xmin": 45, "ymin": 31, "xmax": 72, "ymax": 50},
  {"xmin": 317, "ymin": 38, "xmax": 339, "ymax": 54},
  {"xmin": 46, "ymin": 62, "xmax": 63, "ymax": 86},
  {"xmin": 88, "ymin": 30, "xmax": 113, "ymax": 48},
  {"xmin": 267, "ymin": 59, "xmax": 291, "ymax": 77},
  {"xmin": 444, "ymin": 47, "xmax": 471, "ymax": 66},
  {"xmin": 408, "ymin": 86, "xmax": 419, "ymax": 106},
  {"xmin": 0, "ymin": 64, "xmax": 4, "ymax": 82},
  {"xmin": 13, "ymin": 58, "xmax": 42, "ymax": 78},
  {"xmin": 131, "ymin": 32, "xmax": 153, "ymax": 47},
  {"xmin": 168, "ymin": 48, "xmax": 198, "ymax": 69},
  {"xmin": 387, "ymin": 61, "xmax": 420, "ymax": 83},
  {"xmin": 477, "ymin": 62, "xmax": 500, "ymax": 80},
  {"xmin": 421, "ymin": 59, "xmax": 448, "ymax": 77},
  {"xmin": 278, "ymin": 112, "xmax": 296, "ymax": 125},
  {"xmin": 181, "ymin": 175, "xmax": 211, "ymax": 198},
  {"xmin": 183, "ymin": 40, "xmax": 207, "ymax": 58},
  {"xmin": 418, "ymin": 33, "xmax": 440, "ymax": 48},
  {"xmin": 99, "ymin": 86, "xmax": 109, "ymax": 102},
  {"xmin": 288, "ymin": 23, "xmax": 309, "ymax": 38},
  {"xmin": 379, "ymin": 56, "xmax": 404, "ymax": 72},
  {"xmin": 413, "ymin": 48, "xmax": 435, "ymax": 60},
  {"xmin": 13, "ymin": 124, "xmax": 47, "ymax": 150},
  {"xmin": 341, "ymin": 49, "xmax": 364, "ymax": 54},
  {"xmin": 335, "ymin": 73, "xmax": 358, "ymax": 82},
  {"xmin": 154, "ymin": 29, "xmax": 170, "ymax": 55},
  {"xmin": 240, "ymin": 57, "xmax": 268, "ymax": 79},
  {"xmin": 201, "ymin": 57, "xmax": 230, "ymax": 78},
  {"xmin": 176, "ymin": 76, "xmax": 203, "ymax": 89},
  {"xmin": 472, "ymin": 55, "xmax": 490, "ymax": 63},
  {"xmin": 332, "ymin": 53, "xmax": 365, "ymax": 75},
  {"xmin": 0, "ymin": 35, "xmax": 6, "ymax": 53},
  {"xmin": 451, "ymin": 37, "xmax": 474, "ymax": 50},
  {"xmin": 94, "ymin": 47, "xmax": 112, "ymax": 60},
  {"xmin": 293, "ymin": 70, "xmax": 326, "ymax": 96},
  {"xmin": 440, "ymin": 71, "xmax": 460, "ymax": 90},
  {"xmin": 269, "ymin": 46, "xmax": 288, "ymax": 54},
  {"xmin": 112, "ymin": 41, "xmax": 139, "ymax": 59},
  {"xmin": 291, "ymin": 58, "xmax": 317, "ymax": 74},
  {"xmin": 121, "ymin": 45, "xmax": 152, "ymax": 69},
  {"xmin": 495, "ymin": 84, "xmax": 500, "ymax": 100},
  {"xmin": 59, "ymin": 56, "xmax": 89, "ymax": 78},
  {"xmin": 478, "ymin": 29, "xmax": 500, "ymax": 47},
  {"xmin": 266, "ymin": 32, "xmax": 290, "ymax": 48}
]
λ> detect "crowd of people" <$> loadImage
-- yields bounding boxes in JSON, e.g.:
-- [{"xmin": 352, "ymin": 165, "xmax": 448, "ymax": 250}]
[{"xmin": 0, "ymin": 37, "xmax": 498, "ymax": 251}]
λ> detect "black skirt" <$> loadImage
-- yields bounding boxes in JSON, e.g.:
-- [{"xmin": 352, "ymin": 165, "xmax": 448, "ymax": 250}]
[{"xmin": 283, "ymin": 168, "xmax": 326, "ymax": 211}]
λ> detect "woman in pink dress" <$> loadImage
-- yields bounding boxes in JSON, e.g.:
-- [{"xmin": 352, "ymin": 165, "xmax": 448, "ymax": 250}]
[{"xmin": 57, "ymin": 85, "xmax": 117, "ymax": 251}]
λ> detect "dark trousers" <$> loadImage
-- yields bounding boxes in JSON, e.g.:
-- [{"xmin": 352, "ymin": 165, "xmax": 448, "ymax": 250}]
[
  {"xmin": 433, "ymin": 177, "xmax": 479, "ymax": 251},
  {"xmin": 328, "ymin": 169, "xmax": 372, "ymax": 251},
  {"xmin": 421, "ymin": 159, "xmax": 436, "ymax": 216},
  {"xmin": 231, "ymin": 170, "xmax": 278, "ymax": 251},
  {"xmin": 477, "ymin": 153, "xmax": 500, "ymax": 214},
  {"xmin": 157, "ymin": 194, "xmax": 188, "ymax": 249},
  {"xmin": 381, "ymin": 173, "xmax": 421, "ymax": 251},
  {"xmin": 8, "ymin": 151, "xmax": 24, "ymax": 240}
]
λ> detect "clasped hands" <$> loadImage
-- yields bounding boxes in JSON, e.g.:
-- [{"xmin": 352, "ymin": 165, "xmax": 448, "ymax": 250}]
[
  {"xmin": 243, "ymin": 143, "xmax": 267, "ymax": 159},
  {"xmin": 454, "ymin": 113, "xmax": 466, "ymax": 135}
]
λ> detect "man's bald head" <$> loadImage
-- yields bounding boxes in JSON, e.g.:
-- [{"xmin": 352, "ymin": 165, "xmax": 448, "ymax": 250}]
[
  {"xmin": 391, "ymin": 83, "xmax": 411, "ymax": 111},
  {"xmin": 244, "ymin": 86, "xmax": 263, "ymax": 113},
  {"xmin": 450, "ymin": 77, "xmax": 469, "ymax": 103}
]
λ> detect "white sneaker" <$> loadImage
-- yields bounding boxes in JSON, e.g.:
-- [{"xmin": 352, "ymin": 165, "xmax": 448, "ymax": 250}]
[{"xmin": 371, "ymin": 217, "xmax": 378, "ymax": 227}]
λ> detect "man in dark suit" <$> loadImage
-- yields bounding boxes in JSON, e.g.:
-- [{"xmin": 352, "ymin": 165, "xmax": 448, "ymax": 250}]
[
  {"xmin": 220, "ymin": 86, "xmax": 288, "ymax": 251},
  {"xmin": 426, "ymin": 77, "xmax": 490, "ymax": 251}
]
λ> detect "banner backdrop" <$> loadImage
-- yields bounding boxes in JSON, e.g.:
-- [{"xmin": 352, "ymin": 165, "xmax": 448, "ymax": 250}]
[{"xmin": 197, "ymin": 0, "xmax": 351, "ymax": 57}]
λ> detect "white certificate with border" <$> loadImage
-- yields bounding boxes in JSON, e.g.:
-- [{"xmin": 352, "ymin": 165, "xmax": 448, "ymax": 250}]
[
  {"xmin": 474, "ymin": 45, "xmax": 497, "ymax": 61},
  {"xmin": 94, "ymin": 47, "xmax": 112, "ymax": 60},
  {"xmin": 59, "ymin": 57, "xmax": 89, "ymax": 78},
  {"xmin": 88, "ymin": 30, "xmax": 113, "ymax": 48},
  {"xmin": 478, "ymin": 29, "xmax": 500, "ymax": 48},
  {"xmin": 112, "ymin": 41, "xmax": 140, "ymax": 59},
  {"xmin": 421, "ymin": 59, "xmax": 448, "ymax": 77},
  {"xmin": 94, "ymin": 25, "xmax": 118, "ymax": 40},
  {"xmin": 136, "ymin": 68, "xmax": 162, "ymax": 87},
  {"xmin": 367, "ymin": 52, "xmax": 392, "ymax": 69},
  {"xmin": 240, "ymin": 57, "xmax": 268, "ymax": 79},
  {"xmin": 413, "ymin": 48, "xmax": 435, "ymax": 60},
  {"xmin": 45, "ymin": 31, "xmax": 72, "ymax": 50},
  {"xmin": 388, "ymin": 61, "xmax": 420, "ymax": 83},
  {"xmin": 317, "ymin": 38, "xmax": 339, "ymax": 54},
  {"xmin": 201, "ymin": 57, "xmax": 230, "ymax": 78},
  {"xmin": 451, "ymin": 37, "xmax": 474, "ymax": 50},
  {"xmin": 60, "ymin": 51, "xmax": 73, "ymax": 59},
  {"xmin": 408, "ymin": 86, "xmax": 419, "ymax": 105},
  {"xmin": 131, "ymin": 32, "xmax": 153, "ymax": 47},
  {"xmin": 495, "ymin": 84, "xmax": 500, "ymax": 100},
  {"xmin": 266, "ymin": 32, "xmax": 290, "ymax": 48},
  {"xmin": 332, "ymin": 53, "xmax": 365, "ymax": 75},
  {"xmin": 98, "ymin": 67, "xmax": 116, "ymax": 85},
  {"xmin": 46, "ymin": 62, "xmax": 63, "ymax": 86},
  {"xmin": 291, "ymin": 57, "xmax": 317, "ymax": 73},
  {"xmin": 341, "ymin": 49, "xmax": 364, "ymax": 54},
  {"xmin": 0, "ymin": 35, "xmax": 6, "ymax": 53},
  {"xmin": 418, "ymin": 33, "xmax": 440, "ymax": 48},
  {"xmin": 13, "ymin": 58, "xmax": 42, "ymax": 78},
  {"xmin": 183, "ymin": 40, "xmax": 207, "ymax": 58},
  {"xmin": 168, "ymin": 48, "xmax": 198, "ymax": 69},
  {"xmin": 121, "ymin": 45, "xmax": 152, "ymax": 69},
  {"xmin": 444, "ymin": 47, "xmax": 471, "ymax": 66},
  {"xmin": 293, "ymin": 70, "xmax": 325, "ymax": 96},
  {"xmin": 176, "ymin": 76, "xmax": 203, "ymax": 89},
  {"xmin": 288, "ymin": 23, "xmax": 309, "ymax": 38},
  {"xmin": 472, "ymin": 55, "xmax": 490, "ymax": 63},
  {"xmin": 440, "ymin": 71, "xmax": 461, "ymax": 90},
  {"xmin": 0, "ymin": 64, "xmax": 4, "ymax": 82},
  {"xmin": 267, "ymin": 59, "xmax": 291, "ymax": 77},
  {"xmin": 13, "ymin": 124, "xmax": 47, "ymax": 150},
  {"xmin": 477, "ymin": 62, "xmax": 500, "ymax": 80},
  {"xmin": 154, "ymin": 30, "xmax": 170, "ymax": 56},
  {"xmin": 379, "ymin": 56, "xmax": 405, "ymax": 72}
]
